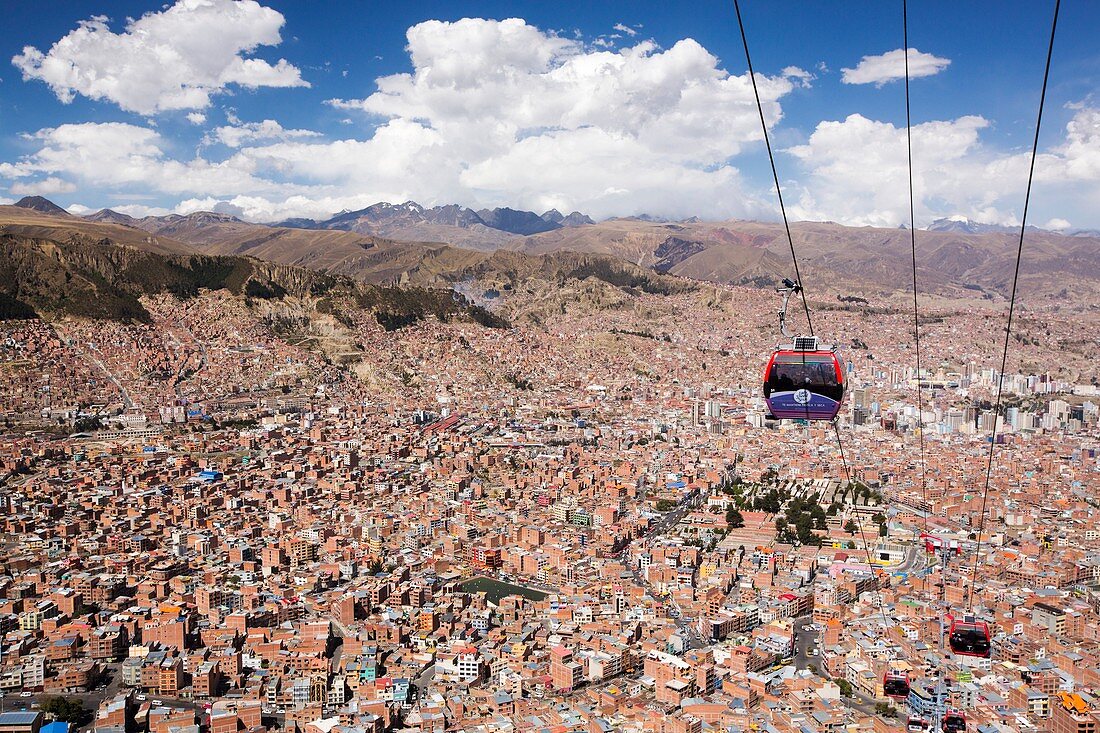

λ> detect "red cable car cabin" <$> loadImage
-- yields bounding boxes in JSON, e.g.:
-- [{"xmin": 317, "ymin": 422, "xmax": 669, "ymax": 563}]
[
  {"xmin": 883, "ymin": 670, "xmax": 910, "ymax": 699},
  {"xmin": 948, "ymin": 616, "xmax": 992, "ymax": 658},
  {"xmin": 943, "ymin": 710, "xmax": 966, "ymax": 733},
  {"xmin": 763, "ymin": 337, "xmax": 846, "ymax": 421}
]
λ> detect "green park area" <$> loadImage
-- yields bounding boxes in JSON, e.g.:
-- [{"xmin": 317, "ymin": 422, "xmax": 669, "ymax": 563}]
[{"xmin": 460, "ymin": 576, "xmax": 548, "ymax": 604}]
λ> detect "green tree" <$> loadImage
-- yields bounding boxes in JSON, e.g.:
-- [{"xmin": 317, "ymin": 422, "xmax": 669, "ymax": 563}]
[
  {"xmin": 874, "ymin": 702, "xmax": 897, "ymax": 718},
  {"xmin": 755, "ymin": 490, "xmax": 781, "ymax": 514},
  {"xmin": 795, "ymin": 515, "xmax": 816, "ymax": 545},
  {"xmin": 844, "ymin": 519, "xmax": 858, "ymax": 535},
  {"xmin": 40, "ymin": 698, "xmax": 92, "ymax": 727},
  {"xmin": 725, "ymin": 507, "xmax": 745, "ymax": 528},
  {"xmin": 73, "ymin": 416, "xmax": 103, "ymax": 433},
  {"xmin": 834, "ymin": 678, "xmax": 853, "ymax": 697}
]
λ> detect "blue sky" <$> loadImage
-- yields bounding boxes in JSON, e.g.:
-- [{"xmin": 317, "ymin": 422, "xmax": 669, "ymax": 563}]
[{"xmin": 0, "ymin": 0, "xmax": 1097, "ymax": 228}]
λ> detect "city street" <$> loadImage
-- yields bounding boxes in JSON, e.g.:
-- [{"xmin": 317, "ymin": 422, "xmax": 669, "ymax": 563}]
[
  {"xmin": 0, "ymin": 662, "xmax": 206, "ymax": 733},
  {"xmin": 626, "ymin": 487, "xmax": 708, "ymax": 649},
  {"xmin": 792, "ymin": 616, "xmax": 818, "ymax": 671}
]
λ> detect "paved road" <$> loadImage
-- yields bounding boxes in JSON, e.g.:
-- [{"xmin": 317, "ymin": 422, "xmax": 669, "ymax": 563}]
[
  {"xmin": 407, "ymin": 662, "xmax": 435, "ymax": 705},
  {"xmin": 792, "ymin": 616, "xmax": 818, "ymax": 671},
  {"xmin": 626, "ymin": 488, "xmax": 708, "ymax": 650},
  {"xmin": 0, "ymin": 662, "xmax": 206, "ymax": 732},
  {"xmin": 893, "ymin": 543, "xmax": 926, "ymax": 575},
  {"xmin": 788, "ymin": 619, "xmax": 903, "ymax": 721},
  {"xmin": 79, "ymin": 344, "xmax": 134, "ymax": 411},
  {"xmin": 846, "ymin": 689, "xmax": 884, "ymax": 718}
]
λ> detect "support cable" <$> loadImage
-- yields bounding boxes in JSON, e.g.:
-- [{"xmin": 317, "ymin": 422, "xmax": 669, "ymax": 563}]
[
  {"xmin": 903, "ymin": 0, "xmax": 931, "ymax": 544},
  {"xmin": 736, "ymin": 0, "xmax": 892, "ymax": 645},
  {"xmin": 966, "ymin": 0, "xmax": 1060, "ymax": 613},
  {"xmin": 733, "ymin": 0, "xmax": 814, "ymax": 337},
  {"xmin": 832, "ymin": 423, "xmax": 892, "ymax": 632}
]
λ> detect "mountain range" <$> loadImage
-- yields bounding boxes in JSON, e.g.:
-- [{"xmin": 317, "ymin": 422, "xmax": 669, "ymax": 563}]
[
  {"xmin": 84, "ymin": 199, "xmax": 595, "ymax": 254},
  {"xmin": 9, "ymin": 195, "xmax": 1100, "ymax": 304},
  {"xmin": 290, "ymin": 200, "xmax": 594, "ymax": 235},
  {"xmin": 926, "ymin": 216, "xmax": 1100, "ymax": 238},
  {"xmin": 0, "ymin": 200, "xmax": 686, "ymax": 321},
  {"xmin": 514, "ymin": 217, "xmax": 1100, "ymax": 301},
  {"xmin": 279, "ymin": 201, "xmax": 594, "ymax": 247}
]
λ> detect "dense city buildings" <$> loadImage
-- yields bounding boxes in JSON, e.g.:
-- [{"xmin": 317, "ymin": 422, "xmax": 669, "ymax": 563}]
[
  {"xmin": 1, "ymin": 283, "xmax": 1097, "ymax": 733},
  {"xmin": 1, "ymin": 0, "xmax": 1097, "ymax": 728}
]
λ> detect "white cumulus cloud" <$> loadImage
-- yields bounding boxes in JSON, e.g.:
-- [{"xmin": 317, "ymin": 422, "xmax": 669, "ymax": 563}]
[
  {"xmin": 786, "ymin": 108, "xmax": 1100, "ymax": 228},
  {"xmin": 325, "ymin": 17, "xmax": 794, "ymax": 219},
  {"xmin": 11, "ymin": 0, "xmax": 308, "ymax": 115},
  {"xmin": 1, "ymin": 18, "xmax": 798, "ymax": 221},
  {"xmin": 28, "ymin": 17, "xmax": 1092, "ymax": 227},
  {"xmin": 782, "ymin": 66, "xmax": 815, "ymax": 89},
  {"xmin": 1056, "ymin": 106, "xmax": 1100, "ymax": 182},
  {"xmin": 841, "ymin": 48, "xmax": 950, "ymax": 86},
  {"xmin": 205, "ymin": 119, "xmax": 322, "ymax": 148},
  {"xmin": 68, "ymin": 202, "xmax": 173, "ymax": 218},
  {"xmin": 0, "ymin": 122, "xmax": 284, "ymax": 197},
  {"xmin": 9, "ymin": 176, "xmax": 77, "ymax": 196}
]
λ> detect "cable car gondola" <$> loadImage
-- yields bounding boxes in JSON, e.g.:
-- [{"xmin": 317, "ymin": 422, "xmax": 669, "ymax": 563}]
[
  {"xmin": 883, "ymin": 669, "xmax": 911, "ymax": 700},
  {"xmin": 943, "ymin": 710, "xmax": 967, "ymax": 733},
  {"xmin": 906, "ymin": 717, "xmax": 929, "ymax": 732},
  {"xmin": 763, "ymin": 279, "xmax": 846, "ymax": 421},
  {"xmin": 948, "ymin": 616, "xmax": 992, "ymax": 658}
]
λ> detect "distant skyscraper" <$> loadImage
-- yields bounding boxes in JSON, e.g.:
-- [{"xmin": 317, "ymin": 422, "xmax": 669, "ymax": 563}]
[
  {"xmin": 979, "ymin": 411, "xmax": 998, "ymax": 431},
  {"xmin": 946, "ymin": 410, "xmax": 965, "ymax": 433}
]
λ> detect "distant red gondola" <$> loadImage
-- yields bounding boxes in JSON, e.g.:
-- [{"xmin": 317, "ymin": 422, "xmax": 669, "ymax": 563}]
[
  {"xmin": 883, "ymin": 669, "xmax": 911, "ymax": 700},
  {"xmin": 943, "ymin": 709, "xmax": 967, "ymax": 733},
  {"xmin": 948, "ymin": 616, "xmax": 992, "ymax": 658}
]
